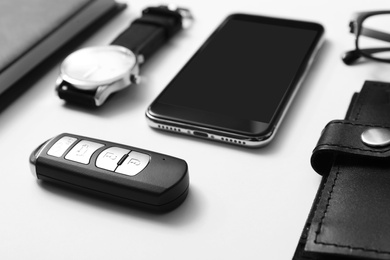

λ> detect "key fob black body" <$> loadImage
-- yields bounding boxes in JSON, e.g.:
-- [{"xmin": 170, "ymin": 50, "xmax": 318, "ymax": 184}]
[{"xmin": 29, "ymin": 133, "xmax": 189, "ymax": 212}]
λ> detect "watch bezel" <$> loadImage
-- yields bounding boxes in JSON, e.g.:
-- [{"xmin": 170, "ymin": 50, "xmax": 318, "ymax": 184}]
[{"xmin": 60, "ymin": 45, "xmax": 137, "ymax": 90}]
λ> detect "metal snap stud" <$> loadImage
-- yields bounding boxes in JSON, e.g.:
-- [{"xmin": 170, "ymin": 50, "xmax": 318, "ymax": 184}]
[{"xmin": 361, "ymin": 127, "xmax": 390, "ymax": 147}]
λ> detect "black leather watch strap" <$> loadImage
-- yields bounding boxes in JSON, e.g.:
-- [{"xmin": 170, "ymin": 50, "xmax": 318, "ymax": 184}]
[
  {"xmin": 293, "ymin": 81, "xmax": 390, "ymax": 260},
  {"xmin": 111, "ymin": 6, "xmax": 183, "ymax": 63},
  {"xmin": 57, "ymin": 81, "xmax": 97, "ymax": 107}
]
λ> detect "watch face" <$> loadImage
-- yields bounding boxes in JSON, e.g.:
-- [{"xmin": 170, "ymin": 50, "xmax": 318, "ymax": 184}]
[{"xmin": 60, "ymin": 45, "xmax": 137, "ymax": 90}]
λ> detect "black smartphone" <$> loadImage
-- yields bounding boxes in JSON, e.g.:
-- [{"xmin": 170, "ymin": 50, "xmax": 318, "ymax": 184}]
[{"xmin": 146, "ymin": 13, "xmax": 324, "ymax": 147}]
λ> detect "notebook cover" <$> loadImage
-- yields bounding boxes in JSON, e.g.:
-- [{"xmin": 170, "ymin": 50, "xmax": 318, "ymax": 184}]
[{"xmin": 0, "ymin": 0, "xmax": 125, "ymax": 111}]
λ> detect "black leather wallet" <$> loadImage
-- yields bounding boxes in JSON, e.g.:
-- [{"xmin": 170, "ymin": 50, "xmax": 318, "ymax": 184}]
[{"xmin": 293, "ymin": 80, "xmax": 390, "ymax": 260}]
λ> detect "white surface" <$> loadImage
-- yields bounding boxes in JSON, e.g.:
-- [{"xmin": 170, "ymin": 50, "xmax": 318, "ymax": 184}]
[{"xmin": 2, "ymin": 0, "xmax": 390, "ymax": 259}]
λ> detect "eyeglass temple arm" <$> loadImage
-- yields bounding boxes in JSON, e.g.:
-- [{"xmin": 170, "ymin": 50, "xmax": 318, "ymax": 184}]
[
  {"xmin": 360, "ymin": 27, "xmax": 390, "ymax": 43},
  {"xmin": 358, "ymin": 47, "xmax": 390, "ymax": 54}
]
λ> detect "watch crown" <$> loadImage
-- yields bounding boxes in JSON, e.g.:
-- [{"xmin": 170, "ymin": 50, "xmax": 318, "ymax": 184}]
[{"xmin": 130, "ymin": 74, "xmax": 141, "ymax": 84}]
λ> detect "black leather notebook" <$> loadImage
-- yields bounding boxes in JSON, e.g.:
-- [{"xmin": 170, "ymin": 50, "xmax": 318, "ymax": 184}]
[{"xmin": 0, "ymin": 0, "xmax": 124, "ymax": 111}]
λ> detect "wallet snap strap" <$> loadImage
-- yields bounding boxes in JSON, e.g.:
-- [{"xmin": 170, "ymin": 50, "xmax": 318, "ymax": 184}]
[{"xmin": 311, "ymin": 119, "xmax": 390, "ymax": 176}]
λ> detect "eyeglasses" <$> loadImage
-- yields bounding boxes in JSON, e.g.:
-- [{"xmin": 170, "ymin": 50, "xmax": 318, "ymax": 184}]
[{"xmin": 342, "ymin": 11, "xmax": 390, "ymax": 65}]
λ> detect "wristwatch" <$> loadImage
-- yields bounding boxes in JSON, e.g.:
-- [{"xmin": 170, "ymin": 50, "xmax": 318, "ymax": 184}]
[{"xmin": 56, "ymin": 5, "xmax": 193, "ymax": 107}]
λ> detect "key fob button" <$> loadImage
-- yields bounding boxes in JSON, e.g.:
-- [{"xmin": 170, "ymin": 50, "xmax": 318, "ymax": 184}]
[
  {"xmin": 47, "ymin": 136, "xmax": 77, "ymax": 157},
  {"xmin": 96, "ymin": 147, "xmax": 130, "ymax": 171},
  {"xmin": 65, "ymin": 140, "xmax": 104, "ymax": 164},
  {"xmin": 116, "ymin": 151, "xmax": 150, "ymax": 176}
]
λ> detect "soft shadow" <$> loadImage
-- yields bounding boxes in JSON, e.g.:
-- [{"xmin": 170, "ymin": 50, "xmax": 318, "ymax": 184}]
[{"xmin": 37, "ymin": 179, "xmax": 202, "ymax": 227}]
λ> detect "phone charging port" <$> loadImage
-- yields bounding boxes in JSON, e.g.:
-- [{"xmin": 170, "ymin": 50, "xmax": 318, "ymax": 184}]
[{"xmin": 193, "ymin": 131, "xmax": 208, "ymax": 138}]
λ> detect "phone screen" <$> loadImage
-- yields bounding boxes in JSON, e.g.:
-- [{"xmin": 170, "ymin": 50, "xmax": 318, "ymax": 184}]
[{"xmin": 148, "ymin": 14, "xmax": 324, "ymax": 144}]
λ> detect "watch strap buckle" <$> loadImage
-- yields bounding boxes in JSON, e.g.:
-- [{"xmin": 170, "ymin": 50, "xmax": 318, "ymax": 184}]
[
  {"xmin": 149, "ymin": 5, "xmax": 194, "ymax": 29},
  {"xmin": 168, "ymin": 6, "xmax": 194, "ymax": 29}
]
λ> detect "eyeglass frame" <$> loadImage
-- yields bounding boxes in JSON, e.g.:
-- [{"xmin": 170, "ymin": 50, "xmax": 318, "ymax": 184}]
[{"xmin": 343, "ymin": 10, "xmax": 390, "ymax": 65}]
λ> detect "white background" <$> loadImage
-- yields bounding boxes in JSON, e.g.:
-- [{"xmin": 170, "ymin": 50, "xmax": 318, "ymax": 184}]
[{"xmin": 1, "ymin": 0, "xmax": 390, "ymax": 259}]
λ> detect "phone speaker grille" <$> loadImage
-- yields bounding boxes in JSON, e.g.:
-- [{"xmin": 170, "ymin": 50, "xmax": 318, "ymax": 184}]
[
  {"xmin": 221, "ymin": 137, "xmax": 246, "ymax": 145},
  {"xmin": 157, "ymin": 125, "xmax": 181, "ymax": 132}
]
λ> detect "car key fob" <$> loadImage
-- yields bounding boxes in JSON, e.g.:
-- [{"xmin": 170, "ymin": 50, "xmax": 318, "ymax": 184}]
[{"xmin": 29, "ymin": 133, "xmax": 189, "ymax": 211}]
